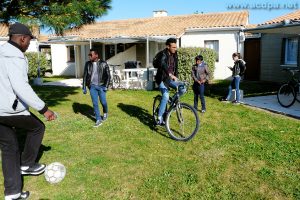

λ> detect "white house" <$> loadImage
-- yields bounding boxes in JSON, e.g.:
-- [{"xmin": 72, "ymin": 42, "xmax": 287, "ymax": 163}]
[{"xmin": 47, "ymin": 10, "xmax": 250, "ymax": 80}]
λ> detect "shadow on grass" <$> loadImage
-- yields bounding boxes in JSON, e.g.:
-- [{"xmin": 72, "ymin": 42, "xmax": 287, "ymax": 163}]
[
  {"xmin": 72, "ymin": 102, "xmax": 95, "ymax": 122},
  {"xmin": 117, "ymin": 103, "xmax": 171, "ymax": 139},
  {"xmin": 206, "ymin": 80, "xmax": 280, "ymax": 99},
  {"xmin": 33, "ymin": 85, "xmax": 79, "ymax": 107}
]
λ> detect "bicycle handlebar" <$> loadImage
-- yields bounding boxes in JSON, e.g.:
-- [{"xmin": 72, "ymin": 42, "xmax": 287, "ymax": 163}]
[
  {"xmin": 282, "ymin": 68, "xmax": 299, "ymax": 77},
  {"xmin": 109, "ymin": 64, "xmax": 121, "ymax": 67}
]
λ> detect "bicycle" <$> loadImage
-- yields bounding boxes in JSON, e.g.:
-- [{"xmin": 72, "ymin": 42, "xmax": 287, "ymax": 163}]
[
  {"xmin": 152, "ymin": 82, "xmax": 200, "ymax": 141},
  {"xmin": 108, "ymin": 64, "xmax": 122, "ymax": 89},
  {"xmin": 277, "ymin": 68, "xmax": 300, "ymax": 107}
]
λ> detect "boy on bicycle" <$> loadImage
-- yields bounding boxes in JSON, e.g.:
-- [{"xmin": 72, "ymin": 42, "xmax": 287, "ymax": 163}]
[{"xmin": 154, "ymin": 38, "xmax": 185, "ymax": 125}]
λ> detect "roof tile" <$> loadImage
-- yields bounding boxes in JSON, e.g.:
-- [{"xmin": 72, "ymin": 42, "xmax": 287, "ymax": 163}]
[{"xmin": 59, "ymin": 10, "xmax": 249, "ymax": 40}]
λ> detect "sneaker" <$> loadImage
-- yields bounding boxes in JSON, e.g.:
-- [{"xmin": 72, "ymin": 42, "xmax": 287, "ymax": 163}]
[
  {"xmin": 103, "ymin": 113, "xmax": 108, "ymax": 121},
  {"xmin": 93, "ymin": 120, "xmax": 103, "ymax": 127},
  {"xmin": 5, "ymin": 191, "xmax": 30, "ymax": 200},
  {"xmin": 21, "ymin": 163, "xmax": 46, "ymax": 175},
  {"xmin": 221, "ymin": 98, "xmax": 230, "ymax": 103},
  {"xmin": 232, "ymin": 100, "xmax": 240, "ymax": 105},
  {"xmin": 156, "ymin": 120, "xmax": 165, "ymax": 126},
  {"xmin": 17, "ymin": 191, "xmax": 30, "ymax": 200},
  {"xmin": 201, "ymin": 110, "xmax": 206, "ymax": 113}
]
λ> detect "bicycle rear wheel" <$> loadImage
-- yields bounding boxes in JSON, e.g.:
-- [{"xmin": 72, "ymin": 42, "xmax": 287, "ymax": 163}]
[
  {"xmin": 113, "ymin": 75, "xmax": 121, "ymax": 88},
  {"xmin": 295, "ymin": 84, "xmax": 300, "ymax": 103},
  {"xmin": 277, "ymin": 83, "xmax": 296, "ymax": 107},
  {"xmin": 166, "ymin": 103, "xmax": 199, "ymax": 141}
]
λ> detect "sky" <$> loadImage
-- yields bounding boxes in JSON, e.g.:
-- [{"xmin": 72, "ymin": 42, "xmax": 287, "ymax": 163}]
[{"xmin": 99, "ymin": 0, "xmax": 299, "ymax": 24}]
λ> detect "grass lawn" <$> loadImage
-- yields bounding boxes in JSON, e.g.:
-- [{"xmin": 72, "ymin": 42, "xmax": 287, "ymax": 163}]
[{"xmin": 0, "ymin": 82, "xmax": 299, "ymax": 199}]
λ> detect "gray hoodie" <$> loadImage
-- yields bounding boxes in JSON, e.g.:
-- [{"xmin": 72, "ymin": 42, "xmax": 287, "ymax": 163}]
[{"xmin": 0, "ymin": 42, "xmax": 46, "ymax": 116}]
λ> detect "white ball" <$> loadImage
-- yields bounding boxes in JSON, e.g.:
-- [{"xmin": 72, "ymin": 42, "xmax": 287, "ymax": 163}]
[{"xmin": 44, "ymin": 162, "xmax": 66, "ymax": 184}]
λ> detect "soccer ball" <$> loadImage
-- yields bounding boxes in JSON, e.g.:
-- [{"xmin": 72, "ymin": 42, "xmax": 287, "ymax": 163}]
[{"xmin": 44, "ymin": 162, "xmax": 66, "ymax": 184}]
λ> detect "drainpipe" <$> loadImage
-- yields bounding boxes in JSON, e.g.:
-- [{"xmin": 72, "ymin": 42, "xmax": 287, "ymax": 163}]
[
  {"xmin": 146, "ymin": 36, "xmax": 150, "ymax": 83},
  {"xmin": 89, "ymin": 39, "xmax": 92, "ymax": 49},
  {"xmin": 236, "ymin": 32, "xmax": 240, "ymax": 53},
  {"xmin": 146, "ymin": 36, "xmax": 149, "ymax": 67}
]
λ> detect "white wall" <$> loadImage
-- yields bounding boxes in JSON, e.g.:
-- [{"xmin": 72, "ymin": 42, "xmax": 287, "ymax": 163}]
[
  {"xmin": 27, "ymin": 40, "xmax": 39, "ymax": 52},
  {"xmin": 181, "ymin": 30, "xmax": 243, "ymax": 80},
  {"xmin": 107, "ymin": 45, "xmax": 136, "ymax": 69},
  {"xmin": 51, "ymin": 44, "xmax": 75, "ymax": 76},
  {"xmin": 0, "ymin": 39, "xmax": 38, "ymax": 52}
]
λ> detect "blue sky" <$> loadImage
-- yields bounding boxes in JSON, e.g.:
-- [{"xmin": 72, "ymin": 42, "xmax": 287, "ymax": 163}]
[{"xmin": 100, "ymin": 0, "xmax": 299, "ymax": 24}]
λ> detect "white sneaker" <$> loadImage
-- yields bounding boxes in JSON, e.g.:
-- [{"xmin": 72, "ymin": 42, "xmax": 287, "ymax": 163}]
[
  {"xmin": 103, "ymin": 113, "xmax": 108, "ymax": 121},
  {"xmin": 5, "ymin": 191, "xmax": 30, "ymax": 200},
  {"xmin": 93, "ymin": 120, "xmax": 103, "ymax": 127}
]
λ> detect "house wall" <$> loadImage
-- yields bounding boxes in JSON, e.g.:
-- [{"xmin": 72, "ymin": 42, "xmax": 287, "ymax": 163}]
[
  {"xmin": 107, "ymin": 45, "xmax": 136, "ymax": 69},
  {"xmin": 51, "ymin": 44, "xmax": 75, "ymax": 76},
  {"xmin": 136, "ymin": 43, "xmax": 146, "ymax": 67},
  {"xmin": 180, "ymin": 30, "xmax": 243, "ymax": 80},
  {"xmin": 0, "ymin": 39, "xmax": 38, "ymax": 52},
  {"xmin": 260, "ymin": 34, "xmax": 299, "ymax": 82}
]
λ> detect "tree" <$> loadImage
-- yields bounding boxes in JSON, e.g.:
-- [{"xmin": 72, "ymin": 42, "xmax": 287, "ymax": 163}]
[{"xmin": 0, "ymin": 0, "xmax": 112, "ymax": 35}]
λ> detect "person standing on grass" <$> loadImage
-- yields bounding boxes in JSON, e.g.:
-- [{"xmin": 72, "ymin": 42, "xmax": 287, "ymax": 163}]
[
  {"xmin": 82, "ymin": 49, "xmax": 111, "ymax": 127},
  {"xmin": 0, "ymin": 22, "xmax": 57, "ymax": 200},
  {"xmin": 222, "ymin": 52, "xmax": 246, "ymax": 104},
  {"xmin": 191, "ymin": 55, "xmax": 210, "ymax": 113}
]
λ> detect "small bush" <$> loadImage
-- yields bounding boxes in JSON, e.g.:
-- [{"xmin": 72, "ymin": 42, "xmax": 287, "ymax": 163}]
[
  {"xmin": 177, "ymin": 47, "xmax": 216, "ymax": 84},
  {"xmin": 25, "ymin": 52, "xmax": 51, "ymax": 78}
]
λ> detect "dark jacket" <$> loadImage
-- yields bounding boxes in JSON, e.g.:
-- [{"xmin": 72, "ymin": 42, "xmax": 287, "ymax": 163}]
[
  {"xmin": 230, "ymin": 59, "xmax": 246, "ymax": 77},
  {"xmin": 154, "ymin": 48, "xmax": 178, "ymax": 87},
  {"xmin": 82, "ymin": 60, "xmax": 111, "ymax": 90}
]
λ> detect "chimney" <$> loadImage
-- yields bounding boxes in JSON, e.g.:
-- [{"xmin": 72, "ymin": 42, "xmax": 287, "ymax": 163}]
[{"xmin": 153, "ymin": 10, "xmax": 168, "ymax": 17}]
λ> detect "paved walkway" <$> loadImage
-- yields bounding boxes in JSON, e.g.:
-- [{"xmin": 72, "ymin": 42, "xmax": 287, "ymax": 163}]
[
  {"xmin": 243, "ymin": 95, "xmax": 300, "ymax": 119},
  {"xmin": 43, "ymin": 78, "xmax": 82, "ymax": 87},
  {"xmin": 42, "ymin": 79, "xmax": 300, "ymax": 120}
]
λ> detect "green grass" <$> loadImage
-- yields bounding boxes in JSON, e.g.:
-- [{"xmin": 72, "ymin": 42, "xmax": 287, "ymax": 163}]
[{"xmin": 0, "ymin": 83, "xmax": 299, "ymax": 200}]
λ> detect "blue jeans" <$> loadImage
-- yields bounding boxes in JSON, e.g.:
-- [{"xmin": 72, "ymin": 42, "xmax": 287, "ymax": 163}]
[
  {"xmin": 158, "ymin": 80, "xmax": 185, "ymax": 122},
  {"xmin": 226, "ymin": 76, "xmax": 241, "ymax": 102},
  {"xmin": 193, "ymin": 83, "xmax": 206, "ymax": 110},
  {"xmin": 89, "ymin": 85, "xmax": 108, "ymax": 121}
]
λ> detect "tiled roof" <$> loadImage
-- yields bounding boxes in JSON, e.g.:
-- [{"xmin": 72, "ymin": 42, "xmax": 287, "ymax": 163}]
[
  {"xmin": 260, "ymin": 9, "xmax": 300, "ymax": 25},
  {"xmin": 0, "ymin": 23, "xmax": 8, "ymax": 37},
  {"xmin": 59, "ymin": 10, "xmax": 249, "ymax": 40},
  {"xmin": 0, "ymin": 23, "xmax": 45, "ymax": 41}
]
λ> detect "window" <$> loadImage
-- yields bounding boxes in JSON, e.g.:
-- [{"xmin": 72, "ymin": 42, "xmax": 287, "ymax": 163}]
[
  {"xmin": 204, "ymin": 40, "xmax": 219, "ymax": 62},
  {"xmin": 282, "ymin": 37, "xmax": 298, "ymax": 65},
  {"xmin": 67, "ymin": 46, "xmax": 75, "ymax": 62}
]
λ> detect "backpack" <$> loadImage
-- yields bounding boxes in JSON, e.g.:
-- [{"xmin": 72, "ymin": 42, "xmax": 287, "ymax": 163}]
[
  {"xmin": 153, "ymin": 50, "xmax": 164, "ymax": 68},
  {"xmin": 238, "ymin": 60, "xmax": 246, "ymax": 76}
]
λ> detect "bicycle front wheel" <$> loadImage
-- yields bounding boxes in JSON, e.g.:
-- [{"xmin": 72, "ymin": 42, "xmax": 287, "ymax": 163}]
[
  {"xmin": 166, "ymin": 103, "xmax": 199, "ymax": 141},
  {"xmin": 277, "ymin": 83, "xmax": 296, "ymax": 107}
]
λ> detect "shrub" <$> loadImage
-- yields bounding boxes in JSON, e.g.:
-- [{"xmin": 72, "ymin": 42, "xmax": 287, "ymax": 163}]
[
  {"xmin": 177, "ymin": 47, "xmax": 216, "ymax": 84},
  {"xmin": 25, "ymin": 52, "xmax": 51, "ymax": 78}
]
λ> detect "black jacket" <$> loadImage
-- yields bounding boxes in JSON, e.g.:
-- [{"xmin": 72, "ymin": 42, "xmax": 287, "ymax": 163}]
[
  {"xmin": 230, "ymin": 59, "xmax": 246, "ymax": 77},
  {"xmin": 154, "ymin": 48, "xmax": 178, "ymax": 87},
  {"xmin": 82, "ymin": 60, "xmax": 111, "ymax": 89}
]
